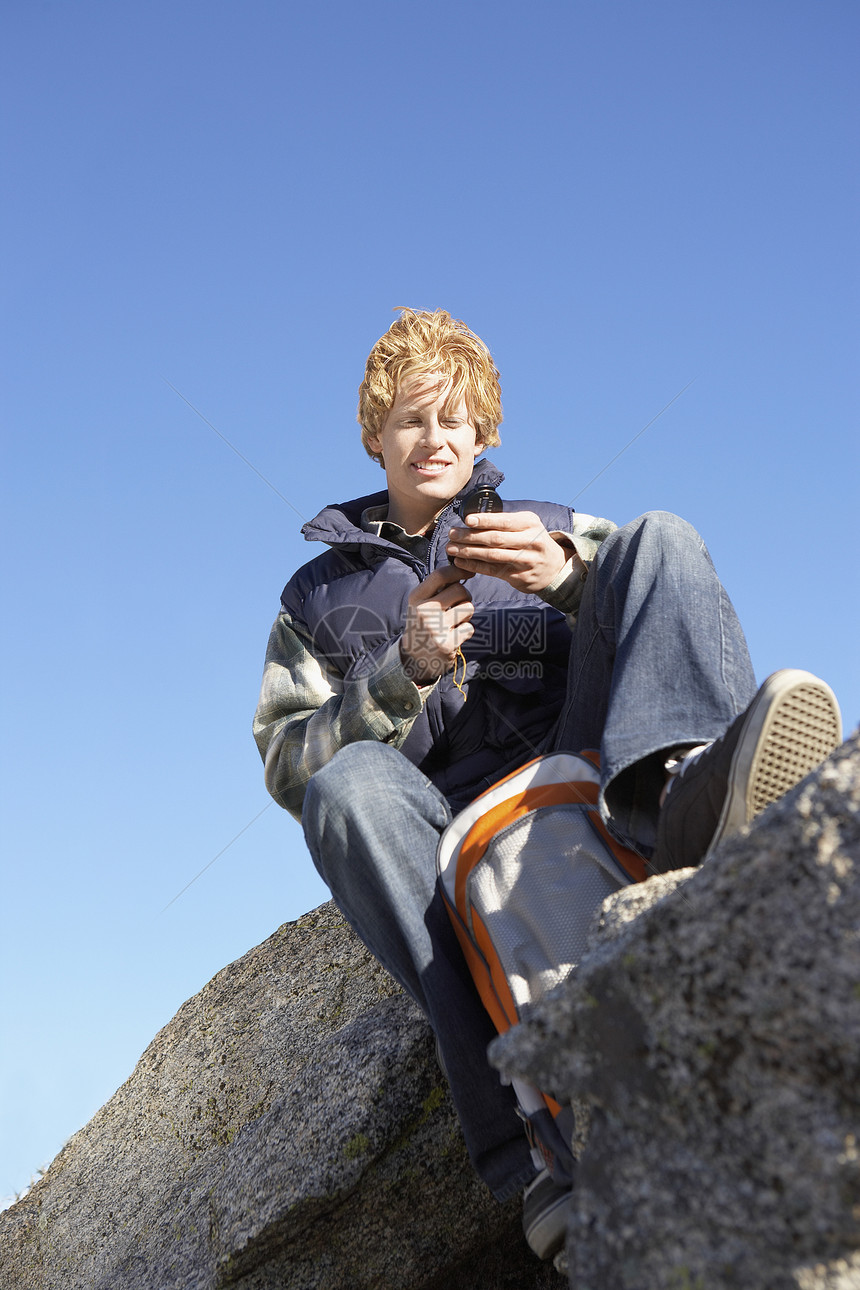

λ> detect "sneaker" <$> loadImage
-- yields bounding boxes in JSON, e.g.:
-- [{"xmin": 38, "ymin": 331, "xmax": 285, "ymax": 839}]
[
  {"xmin": 653, "ymin": 669, "xmax": 842, "ymax": 873},
  {"xmin": 522, "ymin": 1168, "xmax": 573, "ymax": 1261}
]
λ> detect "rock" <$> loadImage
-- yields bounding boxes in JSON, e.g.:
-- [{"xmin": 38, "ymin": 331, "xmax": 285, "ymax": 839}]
[
  {"xmin": 491, "ymin": 733, "xmax": 860, "ymax": 1290},
  {"xmin": 0, "ymin": 903, "xmax": 558, "ymax": 1289},
  {"xmin": 6, "ymin": 736, "xmax": 859, "ymax": 1290}
]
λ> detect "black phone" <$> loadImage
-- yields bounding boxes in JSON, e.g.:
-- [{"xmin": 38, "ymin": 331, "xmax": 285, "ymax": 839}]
[{"xmin": 459, "ymin": 486, "xmax": 503, "ymax": 517}]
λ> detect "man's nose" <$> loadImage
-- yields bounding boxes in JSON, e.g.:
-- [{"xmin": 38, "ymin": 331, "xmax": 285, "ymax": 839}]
[{"xmin": 419, "ymin": 415, "xmax": 444, "ymax": 447}]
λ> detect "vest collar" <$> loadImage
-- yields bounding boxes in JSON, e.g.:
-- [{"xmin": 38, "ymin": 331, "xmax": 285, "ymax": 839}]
[{"xmin": 301, "ymin": 459, "xmax": 506, "ymax": 550}]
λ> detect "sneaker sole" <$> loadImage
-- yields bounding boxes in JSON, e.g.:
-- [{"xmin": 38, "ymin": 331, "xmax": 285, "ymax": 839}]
[
  {"xmin": 705, "ymin": 669, "xmax": 842, "ymax": 862},
  {"xmin": 523, "ymin": 1189, "xmax": 574, "ymax": 1261}
]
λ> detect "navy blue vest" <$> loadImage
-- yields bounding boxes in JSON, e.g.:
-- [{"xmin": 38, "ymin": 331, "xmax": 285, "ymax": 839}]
[{"xmin": 282, "ymin": 461, "xmax": 575, "ymax": 809}]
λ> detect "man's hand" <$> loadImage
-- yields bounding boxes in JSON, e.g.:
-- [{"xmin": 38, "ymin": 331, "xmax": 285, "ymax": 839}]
[
  {"xmin": 445, "ymin": 511, "xmax": 568, "ymax": 593},
  {"xmin": 400, "ymin": 565, "xmax": 475, "ymax": 684}
]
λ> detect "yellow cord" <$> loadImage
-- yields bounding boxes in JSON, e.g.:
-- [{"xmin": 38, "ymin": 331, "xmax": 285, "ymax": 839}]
[{"xmin": 451, "ymin": 647, "xmax": 468, "ymax": 701}]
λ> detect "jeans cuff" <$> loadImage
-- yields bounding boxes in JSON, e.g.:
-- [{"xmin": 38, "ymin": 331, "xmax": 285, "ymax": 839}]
[{"xmin": 489, "ymin": 1159, "xmax": 539, "ymax": 1204}]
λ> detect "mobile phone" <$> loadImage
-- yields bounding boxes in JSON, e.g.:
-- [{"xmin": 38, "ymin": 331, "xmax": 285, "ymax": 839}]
[{"xmin": 460, "ymin": 486, "xmax": 503, "ymax": 517}]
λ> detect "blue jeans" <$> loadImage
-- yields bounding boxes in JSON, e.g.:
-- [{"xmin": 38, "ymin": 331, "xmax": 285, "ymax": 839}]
[{"xmin": 301, "ymin": 512, "xmax": 756, "ymax": 1201}]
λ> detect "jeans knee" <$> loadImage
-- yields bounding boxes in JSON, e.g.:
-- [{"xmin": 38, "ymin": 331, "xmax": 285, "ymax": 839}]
[
  {"xmin": 608, "ymin": 510, "xmax": 708, "ymax": 562},
  {"xmin": 305, "ymin": 741, "xmax": 419, "ymax": 848},
  {"xmin": 305, "ymin": 742, "xmax": 396, "ymax": 828},
  {"xmin": 642, "ymin": 508, "xmax": 701, "ymax": 544},
  {"xmin": 636, "ymin": 509, "xmax": 701, "ymax": 541}
]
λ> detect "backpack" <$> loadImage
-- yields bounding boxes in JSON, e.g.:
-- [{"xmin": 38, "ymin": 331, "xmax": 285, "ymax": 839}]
[{"xmin": 436, "ymin": 750, "xmax": 647, "ymax": 1184}]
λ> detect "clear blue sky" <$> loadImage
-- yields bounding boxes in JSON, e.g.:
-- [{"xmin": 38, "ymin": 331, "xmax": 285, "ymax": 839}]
[{"xmin": 2, "ymin": 0, "xmax": 857, "ymax": 1205}]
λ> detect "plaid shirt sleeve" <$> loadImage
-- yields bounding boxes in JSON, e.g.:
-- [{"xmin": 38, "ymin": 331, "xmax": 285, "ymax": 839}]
[
  {"xmin": 541, "ymin": 513, "xmax": 617, "ymax": 618},
  {"xmin": 252, "ymin": 609, "xmax": 431, "ymax": 821}
]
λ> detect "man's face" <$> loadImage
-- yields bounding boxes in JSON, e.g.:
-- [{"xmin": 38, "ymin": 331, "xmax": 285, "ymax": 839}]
[{"xmin": 367, "ymin": 376, "xmax": 482, "ymax": 534}]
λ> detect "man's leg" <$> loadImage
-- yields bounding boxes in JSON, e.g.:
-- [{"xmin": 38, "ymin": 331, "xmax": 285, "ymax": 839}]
[
  {"xmin": 553, "ymin": 511, "xmax": 840, "ymax": 864},
  {"xmin": 554, "ymin": 510, "xmax": 758, "ymax": 853},
  {"xmin": 302, "ymin": 741, "xmax": 535, "ymax": 1203}
]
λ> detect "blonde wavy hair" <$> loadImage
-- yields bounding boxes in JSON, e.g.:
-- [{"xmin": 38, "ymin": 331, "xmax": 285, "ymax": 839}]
[{"xmin": 358, "ymin": 308, "xmax": 503, "ymax": 464}]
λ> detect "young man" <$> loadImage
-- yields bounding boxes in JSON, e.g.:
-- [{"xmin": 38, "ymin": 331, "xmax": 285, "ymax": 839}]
[{"xmin": 253, "ymin": 309, "xmax": 841, "ymax": 1261}]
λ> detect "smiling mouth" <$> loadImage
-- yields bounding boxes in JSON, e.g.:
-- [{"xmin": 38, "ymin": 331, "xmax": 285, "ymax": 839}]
[{"xmin": 411, "ymin": 460, "xmax": 450, "ymax": 473}]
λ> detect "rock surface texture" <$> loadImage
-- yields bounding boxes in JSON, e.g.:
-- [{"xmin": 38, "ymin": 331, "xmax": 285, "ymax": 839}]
[
  {"xmin": 2, "ymin": 734, "xmax": 858, "ymax": 1289},
  {"xmin": 494, "ymin": 732, "xmax": 860, "ymax": 1289},
  {"xmin": 0, "ymin": 904, "xmax": 559, "ymax": 1290}
]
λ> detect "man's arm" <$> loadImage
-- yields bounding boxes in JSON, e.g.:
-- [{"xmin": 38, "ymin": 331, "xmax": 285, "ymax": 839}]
[{"xmin": 253, "ymin": 610, "xmax": 429, "ymax": 820}]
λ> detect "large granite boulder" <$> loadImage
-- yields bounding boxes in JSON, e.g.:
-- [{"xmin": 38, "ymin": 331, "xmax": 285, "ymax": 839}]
[
  {"xmin": 0, "ymin": 903, "xmax": 559, "ymax": 1289},
  {"xmin": 3, "ymin": 734, "xmax": 858, "ymax": 1290},
  {"xmin": 493, "ymin": 732, "xmax": 860, "ymax": 1289}
]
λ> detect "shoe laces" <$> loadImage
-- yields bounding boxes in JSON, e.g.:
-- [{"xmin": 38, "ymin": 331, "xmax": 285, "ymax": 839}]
[{"xmin": 660, "ymin": 743, "xmax": 711, "ymax": 806}]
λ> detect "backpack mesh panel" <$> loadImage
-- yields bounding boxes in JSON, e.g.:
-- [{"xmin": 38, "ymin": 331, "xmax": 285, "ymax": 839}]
[{"xmin": 465, "ymin": 803, "xmax": 625, "ymax": 1015}]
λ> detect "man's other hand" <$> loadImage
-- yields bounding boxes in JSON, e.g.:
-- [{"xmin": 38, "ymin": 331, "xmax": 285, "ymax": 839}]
[
  {"xmin": 400, "ymin": 565, "xmax": 475, "ymax": 684},
  {"xmin": 445, "ymin": 511, "xmax": 568, "ymax": 593}
]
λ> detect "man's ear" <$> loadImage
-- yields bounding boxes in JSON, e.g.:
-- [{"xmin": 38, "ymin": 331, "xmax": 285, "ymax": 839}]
[
  {"xmin": 367, "ymin": 432, "xmax": 382, "ymax": 456},
  {"xmin": 473, "ymin": 436, "xmax": 483, "ymax": 459}
]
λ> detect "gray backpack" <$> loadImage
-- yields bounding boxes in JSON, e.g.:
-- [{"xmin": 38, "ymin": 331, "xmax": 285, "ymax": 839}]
[{"xmin": 437, "ymin": 750, "xmax": 646, "ymax": 1182}]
